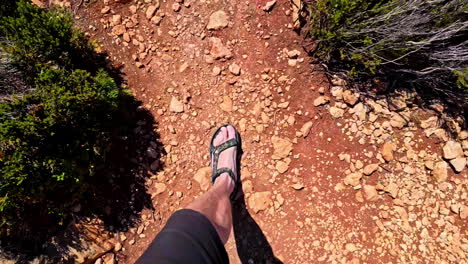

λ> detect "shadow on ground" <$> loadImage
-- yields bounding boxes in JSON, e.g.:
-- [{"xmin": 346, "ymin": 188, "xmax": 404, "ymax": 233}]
[
  {"xmin": 233, "ymin": 185, "xmax": 282, "ymax": 263},
  {"xmin": 0, "ymin": 60, "xmax": 164, "ymax": 262}
]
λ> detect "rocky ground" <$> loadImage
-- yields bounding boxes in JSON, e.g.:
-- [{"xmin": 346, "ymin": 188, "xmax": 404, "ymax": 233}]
[{"xmin": 17, "ymin": 0, "xmax": 468, "ymax": 263}]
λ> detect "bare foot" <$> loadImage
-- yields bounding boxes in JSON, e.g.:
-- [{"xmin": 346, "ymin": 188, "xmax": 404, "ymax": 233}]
[{"xmin": 212, "ymin": 125, "xmax": 237, "ymax": 195}]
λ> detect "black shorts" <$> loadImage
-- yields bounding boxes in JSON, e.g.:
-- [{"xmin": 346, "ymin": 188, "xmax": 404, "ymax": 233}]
[{"xmin": 136, "ymin": 209, "xmax": 229, "ymax": 264}]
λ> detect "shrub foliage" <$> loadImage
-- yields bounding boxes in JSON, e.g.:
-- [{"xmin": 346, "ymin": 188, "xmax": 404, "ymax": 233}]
[
  {"xmin": 307, "ymin": 0, "xmax": 467, "ymax": 109},
  {"xmin": 0, "ymin": 1, "xmax": 123, "ymax": 241}
]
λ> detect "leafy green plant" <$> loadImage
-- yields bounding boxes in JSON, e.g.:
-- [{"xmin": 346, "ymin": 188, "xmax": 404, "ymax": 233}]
[
  {"xmin": 0, "ymin": 1, "xmax": 124, "ymax": 243},
  {"xmin": 306, "ymin": 0, "xmax": 468, "ymax": 108}
]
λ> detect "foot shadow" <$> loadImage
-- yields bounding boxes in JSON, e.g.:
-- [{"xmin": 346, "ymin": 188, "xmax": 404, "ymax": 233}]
[{"xmin": 232, "ymin": 186, "xmax": 283, "ymax": 264}]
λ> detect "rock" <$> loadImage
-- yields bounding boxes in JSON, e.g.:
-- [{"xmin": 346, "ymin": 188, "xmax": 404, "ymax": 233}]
[
  {"xmin": 172, "ymin": 2, "xmax": 181, "ymax": 11},
  {"xmin": 146, "ymin": 5, "xmax": 158, "ymax": 19},
  {"xmin": 102, "ymin": 253, "xmax": 115, "ymax": 264},
  {"xmin": 262, "ymin": 0, "xmax": 276, "ymax": 11},
  {"xmin": 420, "ymin": 116, "xmax": 438, "ymax": 129},
  {"xmin": 276, "ymin": 160, "xmax": 289, "ymax": 173},
  {"xmin": 248, "ymin": 191, "xmax": 272, "ymax": 213},
  {"xmin": 329, "ymin": 107, "xmax": 344, "ymax": 118},
  {"xmin": 345, "ymin": 243, "xmax": 358, "ymax": 252},
  {"xmin": 343, "ymin": 172, "xmax": 362, "ymax": 186},
  {"xmin": 291, "ymin": 183, "xmax": 304, "ymax": 190},
  {"xmin": 287, "ymin": 49, "xmax": 300, "ymax": 58},
  {"xmin": 155, "ymin": 182, "xmax": 166, "ymax": 195},
  {"xmin": 228, "ymin": 63, "xmax": 241, "ymax": 76},
  {"xmin": 442, "ymin": 141, "xmax": 463, "ymax": 160},
  {"xmin": 461, "ymin": 207, "xmax": 468, "ymax": 219},
  {"xmin": 114, "ymin": 242, "xmax": 122, "ymax": 252},
  {"xmin": 381, "ymin": 142, "xmax": 394, "ymax": 162},
  {"xmin": 288, "ymin": 59, "xmax": 297, "ymax": 67},
  {"xmin": 112, "ymin": 15, "xmax": 122, "ymax": 25},
  {"xmin": 432, "ymin": 161, "xmax": 448, "ymax": 182},
  {"xmin": 363, "ymin": 164, "xmax": 379, "ymax": 176},
  {"xmin": 271, "ymin": 136, "xmax": 293, "ymax": 159},
  {"xmin": 111, "ymin": 25, "xmax": 126, "ymax": 36},
  {"xmin": 210, "ymin": 37, "xmax": 232, "ymax": 59},
  {"xmin": 101, "ymin": 6, "xmax": 110, "ymax": 14},
  {"xmin": 355, "ymin": 191, "xmax": 364, "ymax": 202},
  {"xmin": 342, "ymin": 90, "xmax": 358, "ymax": 106},
  {"xmin": 179, "ymin": 62, "xmax": 189, "ymax": 73},
  {"xmin": 362, "ymin": 185, "xmax": 378, "ymax": 201},
  {"xmin": 390, "ymin": 113, "xmax": 407, "ymax": 129},
  {"xmin": 212, "ymin": 66, "xmax": 221, "ymax": 76},
  {"xmin": 194, "ymin": 167, "xmax": 211, "ymax": 191},
  {"xmin": 384, "ymin": 182, "xmax": 398, "ymax": 198},
  {"xmin": 169, "ymin": 97, "xmax": 184, "ymax": 113},
  {"xmin": 313, "ymin": 96, "xmax": 330, "ymax": 106},
  {"xmin": 152, "ymin": 15, "xmax": 163, "ymax": 25},
  {"xmin": 219, "ymin": 96, "xmax": 233, "ymax": 112},
  {"xmin": 449, "ymin": 157, "xmax": 466, "ymax": 172},
  {"xmin": 300, "ymin": 121, "xmax": 313, "ymax": 138},
  {"xmin": 207, "ymin": 10, "xmax": 228, "ymax": 30}
]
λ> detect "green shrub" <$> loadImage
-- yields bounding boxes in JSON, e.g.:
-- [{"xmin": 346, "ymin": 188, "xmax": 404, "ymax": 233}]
[
  {"xmin": 0, "ymin": 1, "xmax": 124, "ymax": 241},
  {"xmin": 307, "ymin": 0, "xmax": 468, "ymax": 108}
]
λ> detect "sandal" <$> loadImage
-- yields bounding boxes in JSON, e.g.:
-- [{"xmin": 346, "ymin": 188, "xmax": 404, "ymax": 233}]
[{"xmin": 209, "ymin": 124, "xmax": 242, "ymax": 201}]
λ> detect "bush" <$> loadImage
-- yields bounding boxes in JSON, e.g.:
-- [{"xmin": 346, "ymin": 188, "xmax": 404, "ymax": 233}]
[
  {"xmin": 306, "ymin": 0, "xmax": 468, "ymax": 110},
  {"xmin": 0, "ymin": 1, "xmax": 123, "ymax": 242}
]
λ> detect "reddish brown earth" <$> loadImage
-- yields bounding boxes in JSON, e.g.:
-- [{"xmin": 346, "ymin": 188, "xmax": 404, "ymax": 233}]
[{"xmin": 66, "ymin": 0, "xmax": 467, "ymax": 263}]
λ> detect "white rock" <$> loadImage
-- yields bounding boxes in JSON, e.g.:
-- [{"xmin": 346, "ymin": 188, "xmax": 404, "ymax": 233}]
[
  {"xmin": 207, "ymin": 10, "xmax": 228, "ymax": 30},
  {"xmin": 169, "ymin": 97, "xmax": 184, "ymax": 113},
  {"xmin": 443, "ymin": 141, "xmax": 463, "ymax": 160},
  {"xmin": 450, "ymin": 157, "xmax": 466, "ymax": 172}
]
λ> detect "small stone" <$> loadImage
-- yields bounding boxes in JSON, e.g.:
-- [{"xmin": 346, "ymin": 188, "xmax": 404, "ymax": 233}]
[
  {"xmin": 194, "ymin": 167, "xmax": 211, "ymax": 191},
  {"xmin": 169, "ymin": 97, "xmax": 184, "ymax": 113},
  {"xmin": 179, "ymin": 62, "xmax": 189, "ymax": 73},
  {"xmin": 432, "ymin": 161, "xmax": 448, "ymax": 182},
  {"xmin": 344, "ymin": 172, "xmax": 362, "ymax": 187},
  {"xmin": 207, "ymin": 10, "xmax": 228, "ymax": 30},
  {"xmin": 363, "ymin": 164, "xmax": 379, "ymax": 176},
  {"xmin": 248, "ymin": 191, "xmax": 272, "ymax": 213},
  {"xmin": 345, "ymin": 243, "xmax": 357, "ymax": 252},
  {"xmin": 449, "ymin": 157, "xmax": 466, "ymax": 172},
  {"xmin": 329, "ymin": 107, "xmax": 344, "ymax": 118},
  {"xmin": 155, "ymin": 182, "xmax": 166, "ymax": 195},
  {"xmin": 390, "ymin": 113, "xmax": 407, "ymax": 129},
  {"xmin": 313, "ymin": 96, "xmax": 330, "ymax": 106},
  {"xmin": 212, "ymin": 66, "xmax": 221, "ymax": 76},
  {"xmin": 381, "ymin": 142, "xmax": 394, "ymax": 162},
  {"xmin": 101, "ymin": 253, "xmax": 115, "ymax": 264},
  {"xmin": 172, "ymin": 3, "xmax": 181, "ymax": 12},
  {"xmin": 271, "ymin": 136, "xmax": 293, "ymax": 159},
  {"xmin": 362, "ymin": 185, "xmax": 378, "ymax": 201},
  {"xmin": 101, "ymin": 6, "xmax": 110, "ymax": 14},
  {"xmin": 114, "ymin": 242, "xmax": 122, "ymax": 252},
  {"xmin": 112, "ymin": 15, "xmax": 122, "ymax": 25},
  {"xmin": 123, "ymin": 33, "xmax": 130, "ymax": 42},
  {"xmin": 300, "ymin": 121, "xmax": 313, "ymax": 138},
  {"xmin": 262, "ymin": 0, "xmax": 277, "ymax": 11},
  {"xmin": 146, "ymin": 5, "xmax": 158, "ymax": 19},
  {"xmin": 210, "ymin": 37, "xmax": 232, "ymax": 59},
  {"xmin": 111, "ymin": 25, "xmax": 126, "ymax": 36},
  {"xmin": 342, "ymin": 90, "xmax": 358, "ymax": 106},
  {"xmin": 287, "ymin": 49, "xmax": 300, "ymax": 58},
  {"xmin": 219, "ymin": 96, "xmax": 233, "ymax": 112},
  {"xmin": 443, "ymin": 141, "xmax": 463, "ymax": 160},
  {"xmin": 228, "ymin": 63, "xmax": 241, "ymax": 76},
  {"xmin": 288, "ymin": 59, "xmax": 297, "ymax": 67},
  {"xmin": 276, "ymin": 160, "xmax": 289, "ymax": 173}
]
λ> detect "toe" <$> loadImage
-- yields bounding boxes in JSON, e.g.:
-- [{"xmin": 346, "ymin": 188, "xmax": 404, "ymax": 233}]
[
  {"xmin": 213, "ymin": 127, "xmax": 226, "ymax": 147},
  {"xmin": 226, "ymin": 125, "xmax": 236, "ymax": 140}
]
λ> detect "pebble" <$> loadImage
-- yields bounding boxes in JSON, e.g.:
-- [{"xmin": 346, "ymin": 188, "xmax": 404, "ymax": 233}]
[
  {"xmin": 313, "ymin": 96, "xmax": 330, "ymax": 106},
  {"xmin": 442, "ymin": 141, "xmax": 463, "ymax": 160},
  {"xmin": 432, "ymin": 161, "xmax": 448, "ymax": 182},
  {"xmin": 169, "ymin": 96, "xmax": 184, "ymax": 113},
  {"xmin": 262, "ymin": 0, "xmax": 277, "ymax": 11},
  {"xmin": 229, "ymin": 63, "xmax": 241, "ymax": 76},
  {"xmin": 381, "ymin": 142, "xmax": 394, "ymax": 162},
  {"xmin": 300, "ymin": 121, "xmax": 313, "ymax": 138},
  {"xmin": 207, "ymin": 10, "xmax": 228, "ymax": 30},
  {"xmin": 248, "ymin": 192, "xmax": 272, "ymax": 213},
  {"xmin": 449, "ymin": 157, "xmax": 466, "ymax": 172}
]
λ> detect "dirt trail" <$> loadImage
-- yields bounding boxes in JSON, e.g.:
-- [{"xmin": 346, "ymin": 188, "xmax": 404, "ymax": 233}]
[{"xmin": 73, "ymin": 0, "xmax": 467, "ymax": 263}]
